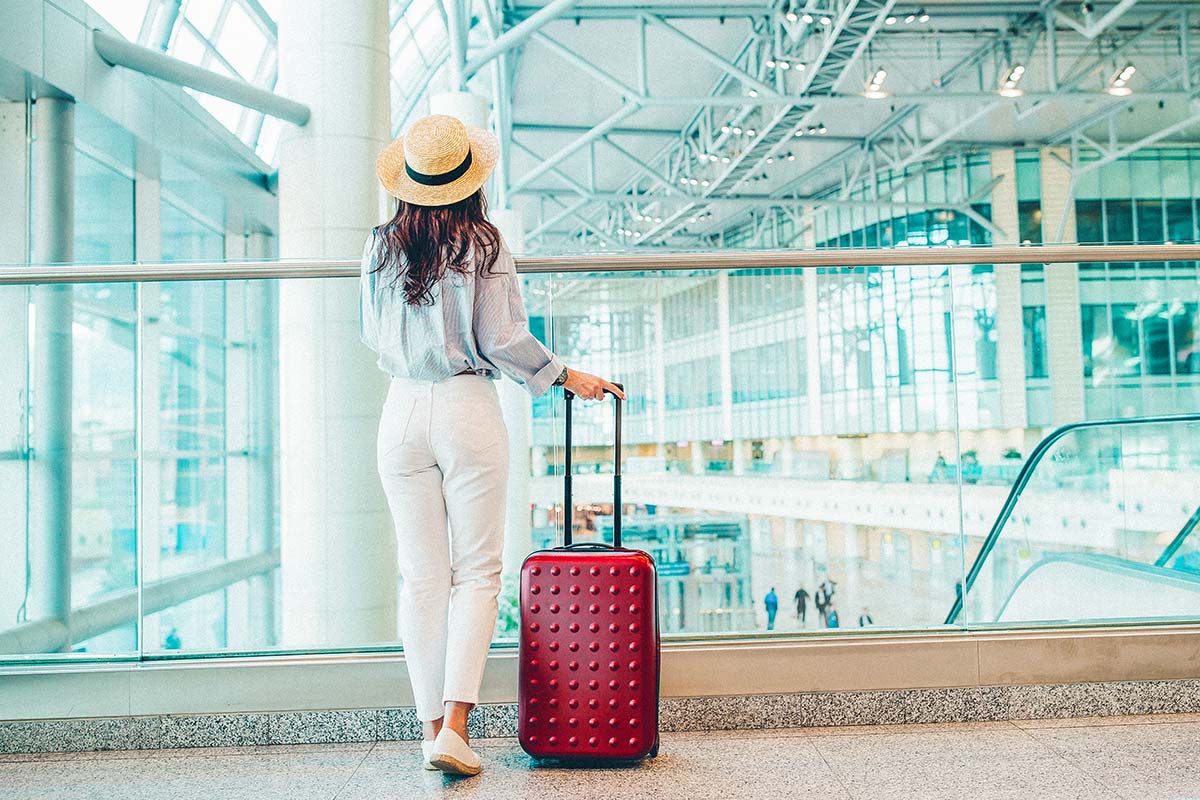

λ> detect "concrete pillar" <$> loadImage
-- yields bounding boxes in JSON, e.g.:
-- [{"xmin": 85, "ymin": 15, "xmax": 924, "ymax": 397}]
[
  {"xmin": 988, "ymin": 149, "xmax": 1029, "ymax": 429},
  {"xmin": 29, "ymin": 98, "xmax": 74, "ymax": 643},
  {"xmin": 801, "ymin": 212, "xmax": 823, "ymax": 435},
  {"xmin": 732, "ymin": 438, "xmax": 746, "ymax": 475},
  {"xmin": 690, "ymin": 443, "xmax": 705, "ymax": 475},
  {"xmin": 0, "ymin": 102, "xmax": 29, "ymax": 633},
  {"xmin": 277, "ymin": 0, "xmax": 396, "ymax": 645},
  {"xmin": 1039, "ymin": 148, "xmax": 1086, "ymax": 424},
  {"xmin": 778, "ymin": 437, "xmax": 795, "ymax": 476},
  {"xmin": 717, "ymin": 272, "xmax": 733, "ymax": 439}
]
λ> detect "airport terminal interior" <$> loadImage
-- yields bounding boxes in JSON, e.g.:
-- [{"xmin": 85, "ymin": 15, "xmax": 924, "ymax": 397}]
[{"xmin": 1, "ymin": 0, "xmax": 1200, "ymax": 797}]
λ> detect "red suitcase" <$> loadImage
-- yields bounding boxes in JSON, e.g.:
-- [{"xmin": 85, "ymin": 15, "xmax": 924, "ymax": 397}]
[{"xmin": 517, "ymin": 386, "xmax": 660, "ymax": 761}]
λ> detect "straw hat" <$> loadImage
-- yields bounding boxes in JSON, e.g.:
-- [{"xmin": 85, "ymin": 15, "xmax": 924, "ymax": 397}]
[{"xmin": 376, "ymin": 114, "xmax": 499, "ymax": 207}]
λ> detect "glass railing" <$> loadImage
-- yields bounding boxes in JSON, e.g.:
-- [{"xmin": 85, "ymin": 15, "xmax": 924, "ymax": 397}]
[{"xmin": 1, "ymin": 244, "xmax": 1198, "ymax": 662}]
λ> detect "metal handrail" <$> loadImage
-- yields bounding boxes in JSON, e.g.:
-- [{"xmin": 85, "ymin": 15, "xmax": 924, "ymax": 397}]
[
  {"xmin": 2, "ymin": 243, "xmax": 1200, "ymax": 284},
  {"xmin": 944, "ymin": 413, "xmax": 1200, "ymax": 626},
  {"xmin": 1156, "ymin": 505, "xmax": 1200, "ymax": 568}
]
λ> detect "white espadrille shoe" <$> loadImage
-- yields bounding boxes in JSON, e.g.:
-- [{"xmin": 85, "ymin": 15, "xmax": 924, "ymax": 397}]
[
  {"xmin": 429, "ymin": 727, "xmax": 482, "ymax": 776},
  {"xmin": 420, "ymin": 739, "xmax": 439, "ymax": 770}
]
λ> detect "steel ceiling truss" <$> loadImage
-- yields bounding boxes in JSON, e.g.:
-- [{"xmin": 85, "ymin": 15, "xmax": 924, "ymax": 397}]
[{"xmin": 433, "ymin": 0, "xmax": 1200, "ymax": 251}]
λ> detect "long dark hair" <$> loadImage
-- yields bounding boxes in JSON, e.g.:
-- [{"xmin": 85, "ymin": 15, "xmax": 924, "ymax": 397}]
[{"xmin": 373, "ymin": 189, "xmax": 501, "ymax": 306}]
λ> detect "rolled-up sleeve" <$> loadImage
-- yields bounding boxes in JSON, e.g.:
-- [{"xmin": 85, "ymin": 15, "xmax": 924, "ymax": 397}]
[
  {"xmin": 473, "ymin": 244, "xmax": 565, "ymax": 397},
  {"xmin": 359, "ymin": 231, "xmax": 380, "ymax": 352}
]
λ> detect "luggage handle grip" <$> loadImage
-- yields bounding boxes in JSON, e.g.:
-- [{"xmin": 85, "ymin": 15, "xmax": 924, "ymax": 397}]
[{"xmin": 563, "ymin": 382, "xmax": 622, "ymax": 549}]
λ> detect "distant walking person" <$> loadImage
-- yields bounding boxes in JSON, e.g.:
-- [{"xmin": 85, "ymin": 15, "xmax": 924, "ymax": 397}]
[
  {"xmin": 814, "ymin": 584, "xmax": 830, "ymax": 627},
  {"xmin": 794, "ymin": 586, "xmax": 810, "ymax": 623},
  {"xmin": 858, "ymin": 607, "xmax": 874, "ymax": 627},
  {"xmin": 764, "ymin": 587, "xmax": 779, "ymax": 631}
]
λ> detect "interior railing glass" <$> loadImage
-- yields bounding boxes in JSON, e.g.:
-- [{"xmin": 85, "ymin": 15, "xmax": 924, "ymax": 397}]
[{"xmin": 0, "ymin": 244, "xmax": 1198, "ymax": 662}]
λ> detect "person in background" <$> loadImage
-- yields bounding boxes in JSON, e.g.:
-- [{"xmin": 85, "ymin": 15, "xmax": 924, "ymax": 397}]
[
  {"xmin": 814, "ymin": 583, "xmax": 830, "ymax": 627},
  {"xmin": 826, "ymin": 604, "xmax": 840, "ymax": 629},
  {"xmin": 794, "ymin": 586, "xmax": 810, "ymax": 624},
  {"xmin": 764, "ymin": 587, "xmax": 779, "ymax": 631},
  {"xmin": 858, "ymin": 607, "xmax": 874, "ymax": 627}
]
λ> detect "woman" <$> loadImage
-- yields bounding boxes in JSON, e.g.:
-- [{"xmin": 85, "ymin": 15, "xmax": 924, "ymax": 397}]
[{"xmin": 361, "ymin": 113, "xmax": 622, "ymax": 776}]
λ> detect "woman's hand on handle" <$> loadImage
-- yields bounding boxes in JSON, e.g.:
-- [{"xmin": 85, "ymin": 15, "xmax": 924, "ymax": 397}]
[{"xmin": 562, "ymin": 368, "xmax": 625, "ymax": 401}]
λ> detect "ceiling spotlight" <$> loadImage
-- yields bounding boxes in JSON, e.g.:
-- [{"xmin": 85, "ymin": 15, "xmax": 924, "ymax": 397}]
[
  {"xmin": 863, "ymin": 68, "xmax": 889, "ymax": 99},
  {"xmin": 819, "ymin": 16, "xmax": 831, "ymax": 25},
  {"xmin": 794, "ymin": 128, "xmax": 804, "ymax": 137},
  {"xmin": 766, "ymin": 59, "xmax": 776, "ymax": 68},
  {"xmin": 679, "ymin": 177, "xmax": 689, "ymax": 185},
  {"xmin": 1106, "ymin": 63, "xmax": 1136, "ymax": 96},
  {"xmin": 794, "ymin": 62, "xmax": 806, "ymax": 71},
  {"xmin": 817, "ymin": 122, "xmax": 827, "ymax": 134},
  {"xmin": 786, "ymin": 152, "xmax": 796, "ymax": 161},
  {"xmin": 721, "ymin": 124, "xmax": 731, "ymax": 133},
  {"xmin": 885, "ymin": 15, "xmax": 897, "ymax": 24},
  {"xmin": 689, "ymin": 178, "xmax": 699, "ymax": 185},
  {"xmin": 807, "ymin": 125, "xmax": 818, "ymax": 135},
  {"xmin": 999, "ymin": 64, "xmax": 1025, "ymax": 97},
  {"xmin": 721, "ymin": 155, "xmax": 731, "ymax": 163},
  {"xmin": 746, "ymin": 128, "xmax": 757, "ymax": 136},
  {"xmin": 654, "ymin": 216, "xmax": 663, "ymax": 223},
  {"xmin": 778, "ymin": 60, "xmax": 790, "ymax": 70},
  {"xmin": 801, "ymin": 13, "xmax": 813, "ymax": 23},
  {"xmin": 747, "ymin": 88, "xmax": 759, "ymax": 98},
  {"xmin": 732, "ymin": 126, "xmax": 742, "ymax": 134},
  {"xmin": 918, "ymin": 8, "xmax": 929, "ymax": 22},
  {"xmin": 785, "ymin": 10, "xmax": 798, "ymax": 22},
  {"xmin": 904, "ymin": 12, "xmax": 916, "ymax": 23},
  {"xmin": 700, "ymin": 180, "xmax": 709, "ymax": 186}
]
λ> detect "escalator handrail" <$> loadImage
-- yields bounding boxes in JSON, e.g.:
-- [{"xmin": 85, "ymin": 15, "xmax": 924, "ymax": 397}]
[
  {"xmin": 944, "ymin": 413, "xmax": 1200, "ymax": 625},
  {"xmin": 1154, "ymin": 505, "xmax": 1200, "ymax": 568}
]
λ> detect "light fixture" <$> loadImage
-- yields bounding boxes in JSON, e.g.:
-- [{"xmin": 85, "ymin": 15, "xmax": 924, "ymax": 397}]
[
  {"xmin": 778, "ymin": 60, "xmax": 790, "ymax": 70},
  {"xmin": 746, "ymin": 128, "xmax": 757, "ymax": 136},
  {"xmin": 700, "ymin": 180, "xmax": 709, "ymax": 186},
  {"xmin": 785, "ymin": 10, "xmax": 798, "ymax": 22},
  {"xmin": 794, "ymin": 62, "xmax": 806, "ymax": 71},
  {"xmin": 817, "ymin": 122, "xmax": 827, "ymax": 134},
  {"xmin": 721, "ymin": 155, "xmax": 731, "ymax": 163},
  {"xmin": 721, "ymin": 124, "xmax": 731, "ymax": 133},
  {"xmin": 885, "ymin": 15, "xmax": 897, "ymax": 24},
  {"xmin": 918, "ymin": 8, "xmax": 929, "ymax": 22},
  {"xmin": 732, "ymin": 126, "xmax": 742, "ymax": 135},
  {"xmin": 786, "ymin": 152, "xmax": 796, "ymax": 161},
  {"xmin": 766, "ymin": 59, "xmax": 776, "ymax": 68},
  {"xmin": 748, "ymin": 88, "xmax": 759, "ymax": 98},
  {"xmin": 819, "ymin": 15, "xmax": 831, "ymax": 25},
  {"xmin": 801, "ymin": 13, "xmax": 813, "ymax": 23},
  {"xmin": 654, "ymin": 216, "xmax": 663, "ymax": 223},
  {"xmin": 1106, "ymin": 63, "xmax": 1136, "ymax": 96},
  {"xmin": 863, "ymin": 68, "xmax": 889, "ymax": 99},
  {"xmin": 794, "ymin": 128, "xmax": 804, "ymax": 137},
  {"xmin": 904, "ymin": 12, "xmax": 916, "ymax": 23},
  {"xmin": 689, "ymin": 178, "xmax": 699, "ymax": 185},
  {"xmin": 998, "ymin": 64, "xmax": 1025, "ymax": 97},
  {"xmin": 679, "ymin": 177, "xmax": 689, "ymax": 185}
]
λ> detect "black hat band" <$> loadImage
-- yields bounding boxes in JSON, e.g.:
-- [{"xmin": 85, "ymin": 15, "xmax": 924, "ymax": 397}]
[{"xmin": 405, "ymin": 149, "xmax": 473, "ymax": 186}]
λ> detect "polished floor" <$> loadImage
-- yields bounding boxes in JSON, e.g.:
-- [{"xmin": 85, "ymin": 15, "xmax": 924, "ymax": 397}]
[{"xmin": 3, "ymin": 714, "xmax": 1199, "ymax": 800}]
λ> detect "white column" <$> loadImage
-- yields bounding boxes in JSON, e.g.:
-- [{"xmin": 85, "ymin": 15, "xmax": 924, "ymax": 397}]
[
  {"xmin": 1039, "ymin": 148, "xmax": 1086, "ymax": 424},
  {"xmin": 801, "ymin": 212, "xmax": 822, "ymax": 435},
  {"xmin": 717, "ymin": 272, "xmax": 733, "ymax": 439},
  {"xmin": 778, "ymin": 437, "xmax": 794, "ymax": 476},
  {"xmin": 690, "ymin": 443, "xmax": 705, "ymax": 475},
  {"xmin": 732, "ymin": 438, "xmax": 746, "ymax": 475},
  {"xmin": 277, "ymin": 0, "xmax": 396, "ymax": 646},
  {"xmin": 988, "ymin": 149, "xmax": 1029, "ymax": 429}
]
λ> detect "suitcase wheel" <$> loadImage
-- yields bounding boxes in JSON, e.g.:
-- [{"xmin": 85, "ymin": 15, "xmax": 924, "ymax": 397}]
[{"xmin": 648, "ymin": 735, "xmax": 660, "ymax": 758}]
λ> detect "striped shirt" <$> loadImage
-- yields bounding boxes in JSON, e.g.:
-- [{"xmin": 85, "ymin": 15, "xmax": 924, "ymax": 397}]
[{"xmin": 358, "ymin": 229, "xmax": 565, "ymax": 397}]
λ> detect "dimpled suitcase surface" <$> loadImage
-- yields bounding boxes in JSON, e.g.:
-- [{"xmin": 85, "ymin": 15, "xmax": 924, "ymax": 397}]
[{"xmin": 517, "ymin": 387, "xmax": 660, "ymax": 761}]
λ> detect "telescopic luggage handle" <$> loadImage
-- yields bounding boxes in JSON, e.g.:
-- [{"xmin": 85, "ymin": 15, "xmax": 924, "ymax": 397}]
[{"xmin": 562, "ymin": 383, "xmax": 622, "ymax": 548}]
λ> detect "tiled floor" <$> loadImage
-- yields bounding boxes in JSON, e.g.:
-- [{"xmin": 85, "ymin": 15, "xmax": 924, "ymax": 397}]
[{"xmin": 3, "ymin": 714, "xmax": 1200, "ymax": 800}]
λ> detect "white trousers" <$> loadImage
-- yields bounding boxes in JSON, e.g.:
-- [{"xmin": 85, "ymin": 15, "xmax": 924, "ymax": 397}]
[{"xmin": 377, "ymin": 374, "xmax": 509, "ymax": 721}]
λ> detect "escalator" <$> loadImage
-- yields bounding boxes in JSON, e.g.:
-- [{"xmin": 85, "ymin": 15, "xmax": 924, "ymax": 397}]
[{"xmin": 945, "ymin": 414, "xmax": 1200, "ymax": 626}]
